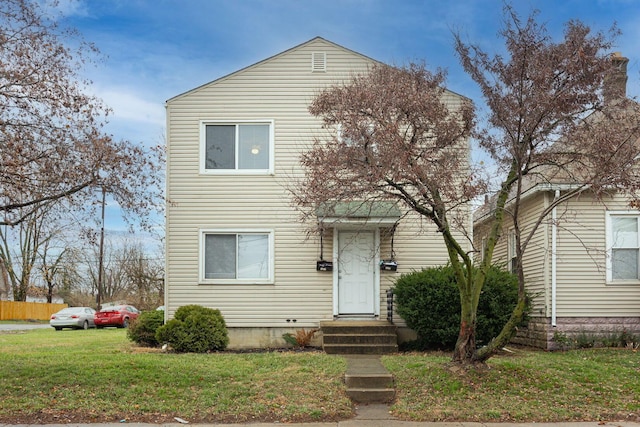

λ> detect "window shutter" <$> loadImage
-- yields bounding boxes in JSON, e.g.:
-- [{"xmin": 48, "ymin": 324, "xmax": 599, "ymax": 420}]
[{"xmin": 312, "ymin": 52, "xmax": 326, "ymax": 72}]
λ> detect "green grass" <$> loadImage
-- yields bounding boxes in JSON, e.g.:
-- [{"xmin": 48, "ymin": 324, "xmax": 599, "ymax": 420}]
[
  {"xmin": 383, "ymin": 349, "xmax": 640, "ymax": 422},
  {"xmin": 1, "ymin": 329, "xmax": 639, "ymax": 424},
  {"xmin": 0, "ymin": 328, "xmax": 351, "ymax": 424}
]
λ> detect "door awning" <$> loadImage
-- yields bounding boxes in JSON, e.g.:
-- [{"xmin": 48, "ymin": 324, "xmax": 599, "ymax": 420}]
[{"xmin": 316, "ymin": 201, "xmax": 401, "ymax": 226}]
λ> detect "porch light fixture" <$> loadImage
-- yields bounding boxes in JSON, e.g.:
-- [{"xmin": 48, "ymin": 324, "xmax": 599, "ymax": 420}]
[
  {"xmin": 317, "ymin": 260, "xmax": 333, "ymax": 271},
  {"xmin": 380, "ymin": 222, "xmax": 399, "ymax": 272},
  {"xmin": 380, "ymin": 259, "xmax": 398, "ymax": 271},
  {"xmin": 316, "ymin": 225, "xmax": 332, "ymax": 271}
]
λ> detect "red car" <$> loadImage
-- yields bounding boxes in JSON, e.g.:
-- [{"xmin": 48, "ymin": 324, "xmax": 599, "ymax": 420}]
[{"xmin": 94, "ymin": 305, "xmax": 140, "ymax": 328}]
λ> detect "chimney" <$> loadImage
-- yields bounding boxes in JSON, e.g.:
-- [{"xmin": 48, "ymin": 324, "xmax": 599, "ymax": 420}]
[{"xmin": 604, "ymin": 52, "xmax": 629, "ymax": 104}]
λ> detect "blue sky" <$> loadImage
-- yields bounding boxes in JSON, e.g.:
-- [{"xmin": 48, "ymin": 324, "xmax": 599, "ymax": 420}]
[{"xmin": 52, "ymin": 0, "xmax": 640, "ymax": 240}]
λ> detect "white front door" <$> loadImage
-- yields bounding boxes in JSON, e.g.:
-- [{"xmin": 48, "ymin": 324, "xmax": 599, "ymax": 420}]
[{"xmin": 337, "ymin": 230, "xmax": 376, "ymax": 315}]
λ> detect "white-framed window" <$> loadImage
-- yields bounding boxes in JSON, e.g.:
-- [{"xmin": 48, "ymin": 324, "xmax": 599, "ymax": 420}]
[
  {"xmin": 606, "ymin": 211, "xmax": 640, "ymax": 283},
  {"xmin": 480, "ymin": 237, "xmax": 488, "ymax": 262},
  {"xmin": 200, "ymin": 120, "xmax": 274, "ymax": 174},
  {"xmin": 508, "ymin": 230, "xmax": 517, "ymax": 273},
  {"xmin": 200, "ymin": 230, "xmax": 274, "ymax": 284}
]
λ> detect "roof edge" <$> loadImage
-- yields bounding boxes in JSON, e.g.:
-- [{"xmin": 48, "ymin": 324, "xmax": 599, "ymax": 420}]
[{"xmin": 166, "ymin": 36, "xmax": 381, "ymax": 104}]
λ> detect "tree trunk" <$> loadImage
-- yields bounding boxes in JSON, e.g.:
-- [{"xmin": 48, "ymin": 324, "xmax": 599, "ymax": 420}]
[
  {"xmin": 46, "ymin": 279, "xmax": 54, "ymax": 303},
  {"xmin": 452, "ymin": 290, "xmax": 478, "ymax": 363},
  {"xmin": 14, "ymin": 278, "xmax": 28, "ymax": 301},
  {"xmin": 473, "ymin": 295, "xmax": 527, "ymax": 362},
  {"xmin": 453, "ymin": 320, "xmax": 476, "ymax": 362}
]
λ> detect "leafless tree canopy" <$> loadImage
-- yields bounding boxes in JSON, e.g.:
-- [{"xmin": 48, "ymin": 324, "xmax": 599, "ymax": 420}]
[
  {"xmin": 296, "ymin": 63, "xmax": 477, "ymax": 232},
  {"xmin": 0, "ymin": 0, "xmax": 163, "ymax": 227}
]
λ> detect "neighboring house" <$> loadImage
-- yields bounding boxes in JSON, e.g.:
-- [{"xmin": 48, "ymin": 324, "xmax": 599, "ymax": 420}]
[
  {"xmin": 473, "ymin": 54, "xmax": 640, "ymax": 350},
  {"xmin": 165, "ymin": 37, "xmax": 472, "ymax": 349}
]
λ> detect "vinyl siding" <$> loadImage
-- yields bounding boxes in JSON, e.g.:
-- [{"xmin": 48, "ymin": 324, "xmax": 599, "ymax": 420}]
[
  {"xmin": 476, "ymin": 192, "xmax": 550, "ymax": 316},
  {"xmin": 475, "ymin": 190, "xmax": 640, "ymax": 321},
  {"xmin": 555, "ymin": 194, "xmax": 640, "ymax": 316},
  {"xmin": 166, "ymin": 38, "xmax": 471, "ymax": 328}
]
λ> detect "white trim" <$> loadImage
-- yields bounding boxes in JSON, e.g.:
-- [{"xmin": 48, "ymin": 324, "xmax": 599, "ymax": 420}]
[
  {"xmin": 332, "ymin": 228, "xmax": 380, "ymax": 317},
  {"xmin": 605, "ymin": 210, "xmax": 640, "ymax": 285},
  {"xmin": 311, "ymin": 52, "xmax": 326, "ymax": 72},
  {"xmin": 551, "ymin": 190, "xmax": 559, "ymax": 326},
  {"xmin": 320, "ymin": 217, "xmax": 399, "ymax": 226},
  {"xmin": 507, "ymin": 228, "xmax": 517, "ymax": 273},
  {"xmin": 199, "ymin": 228, "xmax": 275, "ymax": 285},
  {"xmin": 199, "ymin": 120, "xmax": 275, "ymax": 175}
]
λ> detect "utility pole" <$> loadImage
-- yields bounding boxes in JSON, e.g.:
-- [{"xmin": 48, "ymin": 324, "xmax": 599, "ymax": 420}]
[{"xmin": 96, "ymin": 186, "xmax": 106, "ymax": 310}]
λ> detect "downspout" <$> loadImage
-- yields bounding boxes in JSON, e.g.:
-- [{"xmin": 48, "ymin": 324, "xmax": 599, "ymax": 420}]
[{"xmin": 551, "ymin": 190, "xmax": 559, "ymax": 327}]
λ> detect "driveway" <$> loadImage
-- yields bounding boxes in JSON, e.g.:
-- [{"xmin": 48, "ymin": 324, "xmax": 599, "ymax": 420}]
[{"xmin": 0, "ymin": 323, "xmax": 50, "ymax": 331}]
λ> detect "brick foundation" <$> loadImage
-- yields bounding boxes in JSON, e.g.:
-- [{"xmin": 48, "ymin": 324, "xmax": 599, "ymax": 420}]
[{"xmin": 512, "ymin": 316, "xmax": 640, "ymax": 350}]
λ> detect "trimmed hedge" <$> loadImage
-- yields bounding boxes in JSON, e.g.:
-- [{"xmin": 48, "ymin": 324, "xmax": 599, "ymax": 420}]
[
  {"xmin": 393, "ymin": 265, "xmax": 523, "ymax": 350},
  {"xmin": 127, "ymin": 309, "xmax": 165, "ymax": 347},
  {"xmin": 156, "ymin": 305, "xmax": 229, "ymax": 353}
]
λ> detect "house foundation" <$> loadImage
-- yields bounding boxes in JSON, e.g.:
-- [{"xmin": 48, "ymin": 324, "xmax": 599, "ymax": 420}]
[{"xmin": 513, "ymin": 316, "xmax": 640, "ymax": 350}]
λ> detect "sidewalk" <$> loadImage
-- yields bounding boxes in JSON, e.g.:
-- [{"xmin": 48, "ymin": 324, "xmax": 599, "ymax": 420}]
[{"xmin": 2, "ymin": 407, "xmax": 639, "ymax": 427}]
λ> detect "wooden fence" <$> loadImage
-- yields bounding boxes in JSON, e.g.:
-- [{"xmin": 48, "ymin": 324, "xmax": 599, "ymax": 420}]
[{"xmin": 0, "ymin": 301, "xmax": 68, "ymax": 321}]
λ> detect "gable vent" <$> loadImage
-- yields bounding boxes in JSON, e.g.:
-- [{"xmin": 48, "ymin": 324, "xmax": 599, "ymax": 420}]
[{"xmin": 312, "ymin": 52, "xmax": 326, "ymax": 72}]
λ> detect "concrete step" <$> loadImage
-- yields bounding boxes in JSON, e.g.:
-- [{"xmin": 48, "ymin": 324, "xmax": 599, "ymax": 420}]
[
  {"xmin": 320, "ymin": 320, "xmax": 397, "ymax": 335},
  {"xmin": 320, "ymin": 320, "xmax": 398, "ymax": 355},
  {"xmin": 346, "ymin": 387, "xmax": 395, "ymax": 403},
  {"xmin": 345, "ymin": 372, "xmax": 394, "ymax": 389},
  {"xmin": 324, "ymin": 343, "xmax": 398, "ymax": 354},
  {"xmin": 323, "ymin": 333, "xmax": 398, "ymax": 345},
  {"xmin": 344, "ymin": 355, "xmax": 396, "ymax": 404}
]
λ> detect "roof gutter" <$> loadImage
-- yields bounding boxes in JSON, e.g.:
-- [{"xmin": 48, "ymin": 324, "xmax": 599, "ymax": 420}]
[{"xmin": 474, "ymin": 182, "xmax": 585, "ymax": 223}]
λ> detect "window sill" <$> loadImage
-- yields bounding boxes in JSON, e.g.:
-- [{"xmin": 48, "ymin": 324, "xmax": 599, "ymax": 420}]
[
  {"xmin": 606, "ymin": 280, "xmax": 640, "ymax": 286},
  {"xmin": 199, "ymin": 280, "xmax": 274, "ymax": 286},
  {"xmin": 199, "ymin": 170, "xmax": 274, "ymax": 176}
]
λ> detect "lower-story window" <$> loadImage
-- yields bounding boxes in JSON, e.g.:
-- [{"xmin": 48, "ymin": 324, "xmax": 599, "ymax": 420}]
[
  {"xmin": 201, "ymin": 230, "xmax": 273, "ymax": 283},
  {"xmin": 607, "ymin": 212, "xmax": 640, "ymax": 282}
]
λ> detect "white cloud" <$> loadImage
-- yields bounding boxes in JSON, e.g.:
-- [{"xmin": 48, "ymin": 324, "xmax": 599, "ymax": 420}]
[{"xmin": 97, "ymin": 88, "xmax": 164, "ymax": 127}]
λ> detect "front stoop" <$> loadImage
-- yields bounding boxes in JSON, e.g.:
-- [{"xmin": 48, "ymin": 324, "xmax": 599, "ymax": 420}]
[
  {"xmin": 320, "ymin": 320, "xmax": 398, "ymax": 354},
  {"xmin": 344, "ymin": 355, "xmax": 395, "ymax": 403}
]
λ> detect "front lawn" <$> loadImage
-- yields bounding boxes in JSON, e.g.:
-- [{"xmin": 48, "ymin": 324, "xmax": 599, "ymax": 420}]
[
  {"xmin": 0, "ymin": 328, "xmax": 350, "ymax": 424},
  {"xmin": 1, "ymin": 327, "xmax": 638, "ymax": 423},
  {"xmin": 384, "ymin": 348, "xmax": 640, "ymax": 422}
]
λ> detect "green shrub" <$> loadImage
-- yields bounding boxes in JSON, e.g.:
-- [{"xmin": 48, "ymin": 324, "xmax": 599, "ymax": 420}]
[
  {"xmin": 393, "ymin": 265, "xmax": 523, "ymax": 350},
  {"xmin": 155, "ymin": 305, "xmax": 229, "ymax": 353},
  {"xmin": 127, "ymin": 309, "xmax": 165, "ymax": 347}
]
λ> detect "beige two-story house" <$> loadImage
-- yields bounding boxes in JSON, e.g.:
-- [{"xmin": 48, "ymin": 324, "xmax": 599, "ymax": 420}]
[{"xmin": 165, "ymin": 37, "xmax": 472, "ymax": 349}]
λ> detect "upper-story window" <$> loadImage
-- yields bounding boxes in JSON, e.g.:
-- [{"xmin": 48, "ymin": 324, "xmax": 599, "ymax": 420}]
[
  {"xmin": 201, "ymin": 120, "xmax": 274, "ymax": 174},
  {"xmin": 607, "ymin": 211, "xmax": 640, "ymax": 283}
]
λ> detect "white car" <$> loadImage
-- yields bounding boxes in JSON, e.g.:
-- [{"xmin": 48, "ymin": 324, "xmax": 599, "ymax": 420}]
[{"xmin": 50, "ymin": 307, "xmax": 97, "ymax": 330}]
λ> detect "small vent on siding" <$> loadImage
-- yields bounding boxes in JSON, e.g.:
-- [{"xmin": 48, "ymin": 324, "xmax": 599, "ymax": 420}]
[{"xmin": 312, "ymin": 52, "xmax": 326, "ymax": 72}]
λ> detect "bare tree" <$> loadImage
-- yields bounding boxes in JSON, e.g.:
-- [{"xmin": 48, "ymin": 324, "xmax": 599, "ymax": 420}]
[
  {"xmin": 79, "ymin": 238, "xmax": 163, "ymax": 309},
  {"xmin": 120, "ymin": 242, "xmax": 164, "ymax": 310},
  {"xmin": 293, "ymin": 62, "xmax": 478, "ymax": 356},
  {"xmin": 455, "ymin": 6, "xmax": 640, "ymax": 362},
  {"xmin": 54, "ymin": 247, "xmax": 90, "ymax": 307},
  {"xmin": 0, "ymin": 0, "xmax": 163, "ymax": 227},
  {"xmin": 295, "ymin": 6, "xmax": 640, "ymax": 364},
  {"xmin": 39, "ymin": 231, "xmax": 70, "ymax": 303},
  {"xmin": 0, "ymin": 206, "xmax": 47, "ymax": 301}
]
